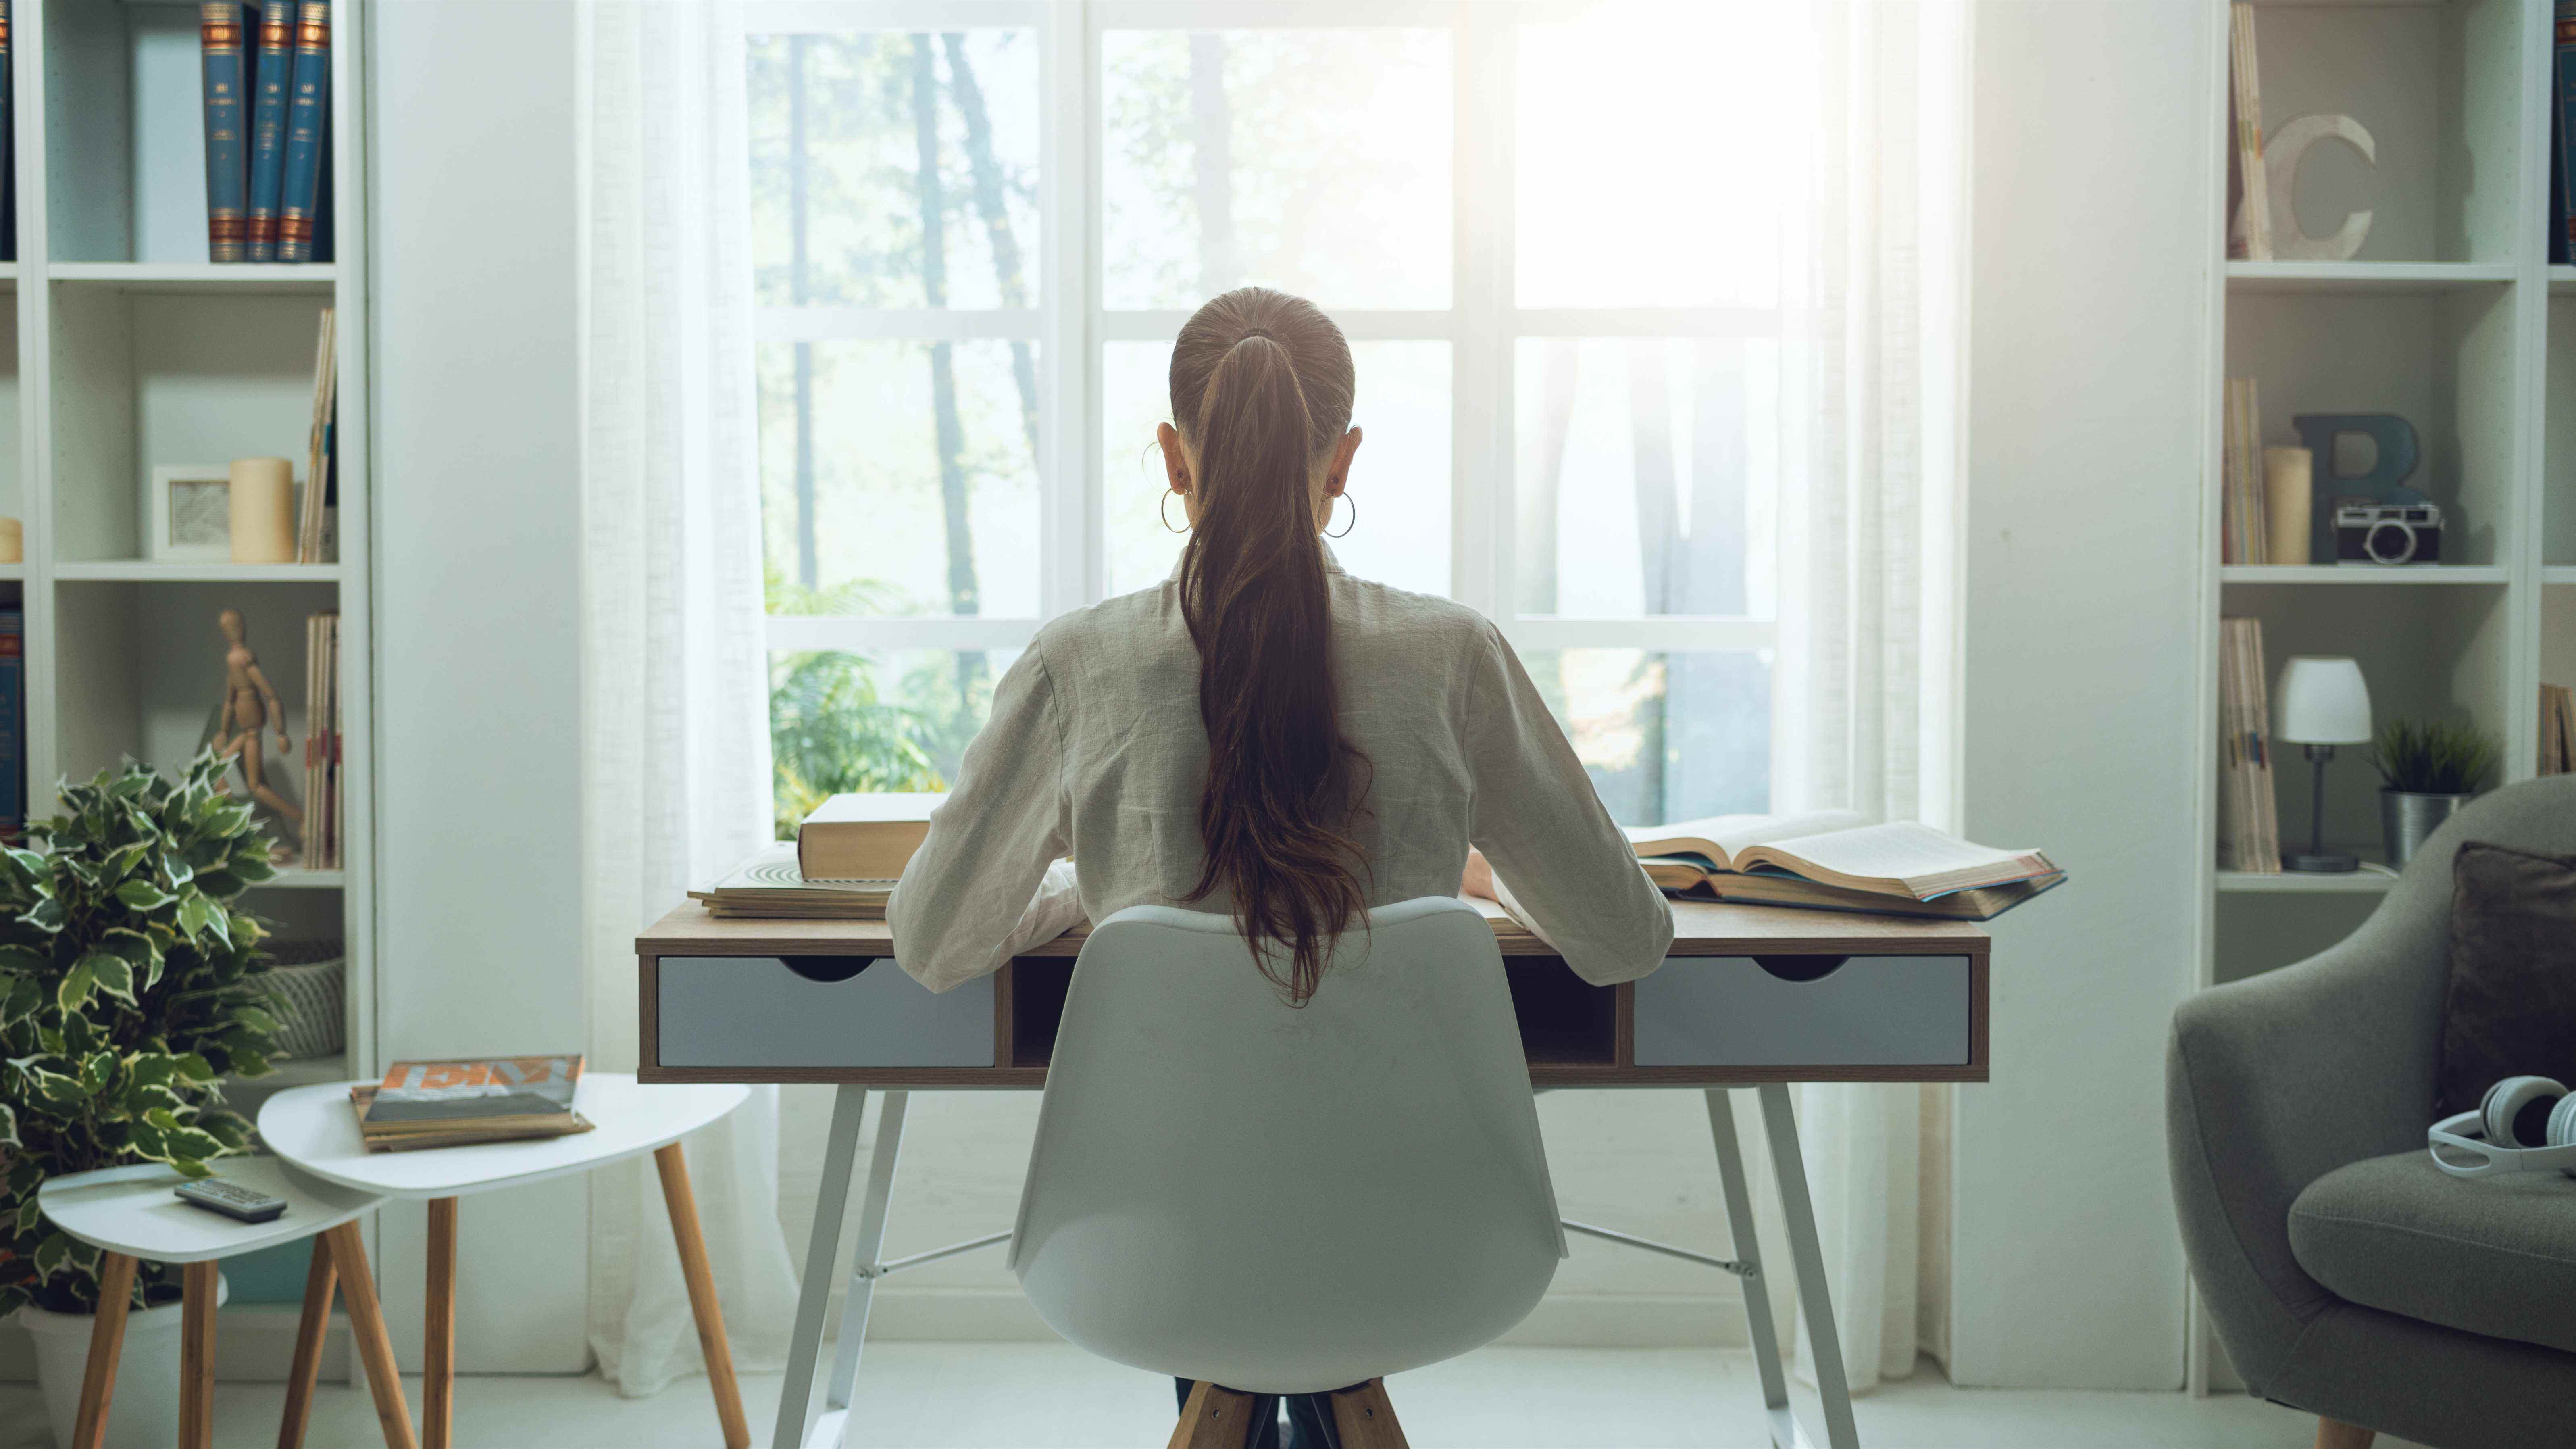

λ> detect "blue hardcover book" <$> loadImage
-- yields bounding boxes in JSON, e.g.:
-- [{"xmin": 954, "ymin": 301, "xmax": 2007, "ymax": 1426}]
[
  {"xmin": 0, "ymin": 607, "xmax": 24, "ymax": 841},
  {"xmin": 277, "ymin": 0, "xmax": 329, "ymax": 264},
  {"xmin": 200, "ymin": 3, "xmax": 250, "ymax": 262},
  {"xmin": 2558, "ymin": 3, "xmax": 2576, "ymax": 263},
  {"xmin": 245, "ymin": 0, "xmax": 292, "ymax": 261}
]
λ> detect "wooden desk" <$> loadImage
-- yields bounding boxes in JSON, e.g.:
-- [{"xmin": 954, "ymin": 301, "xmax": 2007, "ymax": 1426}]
[
  {"xmin": 635, "ymin": 897, "xmax": 1989, "ymax": 1089},
  {"xmin": 635, "ymin": 899, "xmax": 1986, "ymax": 1449}
]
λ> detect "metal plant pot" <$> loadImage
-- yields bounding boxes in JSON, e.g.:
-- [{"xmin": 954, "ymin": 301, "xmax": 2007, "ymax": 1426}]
[{"xmin": 2381, "ymin": 789, "xmax": 2471, "ymax": 869}]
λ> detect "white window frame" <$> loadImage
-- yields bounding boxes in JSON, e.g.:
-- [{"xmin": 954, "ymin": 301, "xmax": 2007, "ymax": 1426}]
[{"xmin": 746, "ymin": 0, "xmax": 1783, "ymax": 668}]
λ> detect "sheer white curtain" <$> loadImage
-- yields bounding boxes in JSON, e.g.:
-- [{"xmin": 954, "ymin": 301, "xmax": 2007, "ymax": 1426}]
[
  {"xmin": 1775, "ymin": 0, "xmax": 1972, "ymax": 1394},
  {"xmin": 579, "ymin": 0, "xmax": 800, "ymax": 1396}
]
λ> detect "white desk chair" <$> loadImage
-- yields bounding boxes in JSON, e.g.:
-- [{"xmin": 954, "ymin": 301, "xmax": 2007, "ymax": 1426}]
[
  {"xmin": 35, "ymin": 1156, "xmax": 414, "ymax": 1449},
  {"xmin": 1011, "ymin": 898, "xmax": 1564, "ymax": 1448}
]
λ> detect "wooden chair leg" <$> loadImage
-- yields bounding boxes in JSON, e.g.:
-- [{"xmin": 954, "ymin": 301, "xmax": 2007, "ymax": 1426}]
[
  {"xmin": 2315, "ymin": 1419, "xmax": 2375, "ymax": 1449},
  {"xmin": 181, "ymin": 1261, "xmax": 219, "ymax": 1449},
  {"xmin": 70, "ymin": 1253, "xmax": 140, "ymax": 1449},
  {"xmin": 1327, "ymin": 1379, "xmax": 1409, "ymax": 1449},
  {"xmin": 321, "ymin": 1222, "xmax": 419, "ymax": 1449},
  {"xmin": 1166, "ymin": 1380, "xmax": 1262, "ymax": 1449},
  {"xmin": 424, "ymin": 1197, "xmax": 459, "ymax": 1449},
  {"xmin": 654, "ymin": 1142, "xmax": 750, "ymax": 1449},
  {"xmin": 279, "ymin": 1234, "xmax": 341, "ymax": 1449}
]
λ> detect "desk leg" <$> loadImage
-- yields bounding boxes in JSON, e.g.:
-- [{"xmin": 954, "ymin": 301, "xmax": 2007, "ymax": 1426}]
[
  {"xmin": 774, "ymin": 1085, "xmax": 869, "ymax": 1449},
  {"xmin": 822, "ymin": 1090, "xmax": 911, "ymax": 1432},
  {"xmin": 182, "ymin": 1261, "xmax": 218, "ymax": 1449},
  {"xmin": 656, "ymin": 1141, "xmax": 752, "ymax": 1449},
  {"xmin": 69, "ymin": 1252, "xmax": 138, "ymax": 1449},
  {"xmin": 1756, "ymin": 1083, "xmax": 1860, "ymax": 1449},
  {"xmin": 425, "ymin": 1197, "xmax": 459, "ymax": 1449},
  {"xmin": 1704, "ymin": 1091, "xmax": 1803, "ymax": 1449}
]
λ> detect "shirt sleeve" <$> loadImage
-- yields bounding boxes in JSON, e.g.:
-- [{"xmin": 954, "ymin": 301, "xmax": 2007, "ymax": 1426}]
[
  {"xmin": 1464, "ymin": 623, "xmax": 1675, "ymax": 986},
  {"xmin": 888, "ymin": 645, "xmax": 1079, "ymax": 992}
]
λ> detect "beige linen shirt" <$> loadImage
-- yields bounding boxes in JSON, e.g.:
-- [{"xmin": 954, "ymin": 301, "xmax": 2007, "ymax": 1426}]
[{"xmin": 887, "ymin": 548, "xmax": 1676, "ymax": 992}]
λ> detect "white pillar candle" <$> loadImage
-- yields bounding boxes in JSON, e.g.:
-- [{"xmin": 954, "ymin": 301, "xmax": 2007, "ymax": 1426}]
[
  {"xmin": 0, "ymin": 517, "xmax": 22, "ymax": 564},
  {"xmin": 228, "ymin": 457, "xmax": 296, "ymax": 564},
  {"xmin": 2263, "ymin": 446, "xmax": 2312, "ymax": 567}
]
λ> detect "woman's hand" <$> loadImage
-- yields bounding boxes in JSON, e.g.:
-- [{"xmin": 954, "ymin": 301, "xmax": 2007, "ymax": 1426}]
[{"xmin": 1459, "ymin": 846, "xmax": 1497, "ymax": 901}]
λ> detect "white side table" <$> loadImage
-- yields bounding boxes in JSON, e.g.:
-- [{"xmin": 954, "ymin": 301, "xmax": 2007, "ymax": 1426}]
[
  {"xmin": 259, "ymin": 1074, "xmax": 752, "ymax": 1449},
  {"xmin": 36, "ymin": 1156, "xmax": 414, "ymax": 1449}
]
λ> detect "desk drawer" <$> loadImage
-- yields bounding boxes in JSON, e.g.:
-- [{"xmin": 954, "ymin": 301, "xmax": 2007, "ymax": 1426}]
[
  {"xmin": 655, "ymin": 957, "xmax": 994, "ymax": 1068},
  {"xmin": 1633, "ymin": 955, "xmax": 1971, "ymax": 1068}
]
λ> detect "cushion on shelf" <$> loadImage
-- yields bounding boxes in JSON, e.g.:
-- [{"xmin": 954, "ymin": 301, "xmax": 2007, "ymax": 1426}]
[
  {"xmin": 2434, "ymin": 841, "xmax": 2576, "ymax": 1118},
  {"xmin": 2289, "ymin": 1150, "xmax": 2576, "ymax": 1356}
]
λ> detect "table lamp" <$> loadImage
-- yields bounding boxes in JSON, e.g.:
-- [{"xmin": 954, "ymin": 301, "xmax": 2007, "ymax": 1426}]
[{"xmin": 2274, "ymin": 655, "xmax": 2372, "ymax": 872}]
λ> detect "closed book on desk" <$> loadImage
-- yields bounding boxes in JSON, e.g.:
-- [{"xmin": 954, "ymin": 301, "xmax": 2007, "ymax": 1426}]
[
  {"xmin": 1624, "ymin": 811, "xmax": 2056, "ymax": 902},
  {"xmin": 795, "ymin": 792, "xmax": 945, "ymax": 880}
]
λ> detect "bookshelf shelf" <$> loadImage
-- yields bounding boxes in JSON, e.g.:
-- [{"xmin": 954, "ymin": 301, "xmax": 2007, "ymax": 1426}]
[
  {"xmin": 2218, "ymin": 565, "xmax": 2511, "ymax": 584},
  {"xmin": 2546, "ymin": 565, "xmax": 2576, "ymax": 584},
  {"xmin": 46, "ymin": 262, "xmax": 339, "ymax": 295},
  {"xmin": 2214, "ymin": 867, "xmax": 2399, "ymax": 894},
  {"xmin": 51, "ymin": 561, "xmax": 346, "ymax": 583},
  {"xmin": 2225, "ymin": 261, "xmax": 2518, "ymax": 294},
  {"xmin": 252, "ymin": 868, "xmax": 346, "ymax": 890}
]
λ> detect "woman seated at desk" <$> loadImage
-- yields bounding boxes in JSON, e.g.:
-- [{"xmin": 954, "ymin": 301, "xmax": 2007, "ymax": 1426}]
[{"xmin": 888, "ymin": 286, "xmax": 1672, "ymax": 1448}]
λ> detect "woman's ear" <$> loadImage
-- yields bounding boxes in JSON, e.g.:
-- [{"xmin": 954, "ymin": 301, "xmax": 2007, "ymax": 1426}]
[
  {"xmin": 1322, "ymin": 425, "xmax": 1364, "ymax": 496},
  {"xmin": 1156, "ymin": 422, "xmax": 1193, "ymax": 495}
]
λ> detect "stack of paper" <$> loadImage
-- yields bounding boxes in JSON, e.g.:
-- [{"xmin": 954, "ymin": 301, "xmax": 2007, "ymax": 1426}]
[{"xmin": 693, "ymin": 842, "xmax": 896, "ymax": 920}]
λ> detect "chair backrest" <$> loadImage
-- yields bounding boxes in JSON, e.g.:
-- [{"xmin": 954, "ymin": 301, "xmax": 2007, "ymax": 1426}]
[{"xmin": 1010, "ymin": 896, "xmax": 1564, "ymax": 1397}]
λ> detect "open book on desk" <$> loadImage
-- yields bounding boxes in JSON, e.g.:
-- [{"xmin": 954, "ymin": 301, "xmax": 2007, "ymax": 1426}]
[{"xmin": 1624, "ymin": 811, "xmax": 2062, "ymax": 920}]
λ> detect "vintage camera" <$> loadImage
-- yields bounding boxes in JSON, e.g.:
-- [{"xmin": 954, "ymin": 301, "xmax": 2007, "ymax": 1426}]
[{"xmin": 2334, "ymin": 499, "xmax": 2444, "ymax": 566}]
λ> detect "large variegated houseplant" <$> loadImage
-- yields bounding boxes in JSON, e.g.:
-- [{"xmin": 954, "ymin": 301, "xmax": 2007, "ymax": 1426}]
[{"xmin": 0, "ymin": 753, "xmax": 283, "ymax": 1316}]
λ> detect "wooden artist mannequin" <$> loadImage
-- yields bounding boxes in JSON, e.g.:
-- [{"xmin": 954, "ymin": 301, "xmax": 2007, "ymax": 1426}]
[{"xmin": 214, "ymin": 608, "xmax": 302, "ymax": 831}]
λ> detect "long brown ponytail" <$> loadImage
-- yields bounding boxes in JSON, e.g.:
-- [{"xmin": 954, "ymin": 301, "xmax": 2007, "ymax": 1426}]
[{"xmin": 1170, "ymin": 287, "xmax": 1369, "ymax": 1003}]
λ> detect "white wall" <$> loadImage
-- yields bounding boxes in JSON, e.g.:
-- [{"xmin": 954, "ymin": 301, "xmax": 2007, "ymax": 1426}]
[
  {"xmin": 1947, "ymin": 0, "xmax": 2214, "ymax": 1389},
  {"xmin": 370, "ymin": 0, "xmax": 591, "ymax": 1374}
]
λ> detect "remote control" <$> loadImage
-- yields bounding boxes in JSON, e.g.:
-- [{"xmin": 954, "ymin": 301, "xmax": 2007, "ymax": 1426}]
[{"xmin": 174, "ymin": 1178, "xmax": 288, "ymax": 1224}]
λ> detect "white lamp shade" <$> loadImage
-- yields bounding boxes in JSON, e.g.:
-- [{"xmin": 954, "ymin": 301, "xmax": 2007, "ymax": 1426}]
[{"xmin": 2275, "ymin": 655, "xmax": 2372, "ymax": 744}]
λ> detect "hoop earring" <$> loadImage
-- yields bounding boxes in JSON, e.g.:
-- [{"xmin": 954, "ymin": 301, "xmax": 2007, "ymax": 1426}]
[
  {"xmin": 1161, "ymin": 491, "xmax": 1188, "ymax": 534},
  {"xmin": 1326, "ymin": 492, "xmax": 1357, "ymax": 538}
]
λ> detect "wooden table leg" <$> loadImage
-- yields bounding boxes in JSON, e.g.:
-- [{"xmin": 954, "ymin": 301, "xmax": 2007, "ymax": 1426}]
[
  {"xmin": 322, "ymin": 1222, "xmax": 419, "ymax": 1449},
  {"xmin": 279, "ymin": 1235, "xmax": 341, "ymax": 1449},
  {"xmin": 181, "ymin": 1261, "xmax": 219, "ymax": 1449},
  {"xmin": 425, "ymin": 1197, "xmax": 458, "ymax": 1449},
  {"xmin": 654, "ymin": 1142, "xmax": 751, "ymax": 1449},
  {"xmin": 70, "ymin": 1253, "xmax": 139, "ymax": 1449}
]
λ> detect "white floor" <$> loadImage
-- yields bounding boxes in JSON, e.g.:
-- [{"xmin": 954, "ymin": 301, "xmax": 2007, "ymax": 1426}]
[{"xmin": 0, "ymin": 1345, "xmax": 2428, "ymax": 1449}]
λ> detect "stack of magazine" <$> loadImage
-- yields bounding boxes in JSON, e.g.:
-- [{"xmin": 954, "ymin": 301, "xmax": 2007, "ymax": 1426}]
[
  {"xmin": 349, "ymin": 1055, "xmax": 591, "ymax": 1153},
  {"xmin": 692, "ymin": 841, "xmax": 894, "ymax": 920},
  {"xmin": 2216, "ymin": 617, "xmax": 2282, "ymax": 872},
  {"xmin": 1624, "ymin": 813, "xmax": 2063, "ymax": 921}
]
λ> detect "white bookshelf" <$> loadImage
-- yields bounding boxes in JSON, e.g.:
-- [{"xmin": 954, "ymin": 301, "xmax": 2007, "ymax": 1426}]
[
  {"xmin": 0, "ymin": 0, "xmax": 375, "ymax": 1377},
  {"xmin": 2189, "ymin": 0, "xmax": 2570, "ymax": 1394}
]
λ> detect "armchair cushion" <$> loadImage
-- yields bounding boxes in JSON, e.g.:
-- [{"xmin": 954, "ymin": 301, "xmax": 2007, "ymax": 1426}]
[
  {"xmin": 2289, "ymin": 1149, "xmax": 2576, "ymax": 1355},
  {"xmin": 2436, "ymin": 841, "xmax": 2576, "ymax": 1117}
]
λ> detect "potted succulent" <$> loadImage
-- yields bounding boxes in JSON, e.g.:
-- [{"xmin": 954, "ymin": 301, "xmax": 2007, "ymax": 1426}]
[
  {"xmin": 0, "ymin": 754, "xmax": 283, "ymax": 1449},
  {"xmin": 2371, "ymin": 718, "xmax": 2498, "ymax": 868}
]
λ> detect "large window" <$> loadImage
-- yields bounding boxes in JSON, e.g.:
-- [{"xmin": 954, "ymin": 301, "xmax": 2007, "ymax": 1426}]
[{"xmin": 748, "ymin": 1, "xmax": 1803, "ymax": 835}]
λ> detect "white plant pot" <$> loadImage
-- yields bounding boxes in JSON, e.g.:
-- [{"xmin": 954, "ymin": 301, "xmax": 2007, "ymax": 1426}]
[{"xmin": 17, "ymin": 1274, "xmax": 226, "ymax": 1449}]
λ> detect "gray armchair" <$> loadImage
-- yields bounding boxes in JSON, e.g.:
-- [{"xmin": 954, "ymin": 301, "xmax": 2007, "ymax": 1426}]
[{"xmin": 2169, "ymin": 774, "xmax": 2576, "ymax": 1449}]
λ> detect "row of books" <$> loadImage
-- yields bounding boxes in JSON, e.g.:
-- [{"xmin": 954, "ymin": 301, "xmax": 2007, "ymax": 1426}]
[
  {"xmin": 300, "ymin": 611, "xmax": 343, "ymax": 867},
  {"xmin": 2216, "ymin": 617, "xmax": 2284, "ymax": 873},
  {"xmin": 300, "ymin": 307, "xmax": 337, "ymax": 562},
  {"xmin": 2218, "ymin": 377, "xmax": 2272, "ymax": 566},
  {"xmin": 353, "ymin": 1055, "xmax": 591, "ymax": 1153},
  {"xmin": 2545, "ymin": 684, "xmax": 2576, "ymax": 776},
  {"xmin": 203, "ymin": 1, "xmax": 333, "ymax": 263},
  {"xmin": 697, "ymin": 793, "xmax": 2066, "ymax": 926}
]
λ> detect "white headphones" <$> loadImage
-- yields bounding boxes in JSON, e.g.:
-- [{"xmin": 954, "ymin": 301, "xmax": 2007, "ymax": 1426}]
[{"xmin": 2427, "ymin": 1075, "xmax": 2576, "ymax": 1178}]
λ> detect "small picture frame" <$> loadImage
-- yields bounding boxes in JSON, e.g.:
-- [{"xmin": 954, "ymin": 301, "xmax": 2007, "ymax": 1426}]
[{"xmin": 150, "ymin": 465, "xmax": 233, "ymax": 562}]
